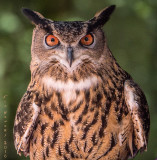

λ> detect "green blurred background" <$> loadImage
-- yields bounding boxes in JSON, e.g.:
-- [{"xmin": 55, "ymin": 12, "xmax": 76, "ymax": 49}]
[{"xmin": 0, "ymin": 0, "xmax": 157, "ymax": 159}]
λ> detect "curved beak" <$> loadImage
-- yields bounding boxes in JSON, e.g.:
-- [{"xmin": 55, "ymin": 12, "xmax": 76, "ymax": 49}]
[{"xmin": 67, "ymin": 47, "xmax": 74, "ymax": 67}]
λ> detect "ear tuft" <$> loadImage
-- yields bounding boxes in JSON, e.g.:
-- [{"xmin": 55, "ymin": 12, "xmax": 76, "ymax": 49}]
[
  {"xmin": 89, "ymin": 5, "xmax": 116, "ymax": 28},
  {"xmin": 22, "ymin": 8, "xmax": 45, "ymax": 25}
]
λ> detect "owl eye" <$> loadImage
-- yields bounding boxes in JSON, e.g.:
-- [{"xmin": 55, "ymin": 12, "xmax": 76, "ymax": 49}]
[
  {"xmin": 80, "ymin": 34, "xmax": 94, "ymax": 46},
  {"xmin": 45, "ymin": 34, "xmax": 59, "ymax": 47}
]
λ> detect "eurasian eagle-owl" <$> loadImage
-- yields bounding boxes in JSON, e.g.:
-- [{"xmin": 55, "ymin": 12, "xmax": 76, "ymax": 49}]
[{"xmin": 13, "ymin": 5, "xmax": 150, "ymax": 160}]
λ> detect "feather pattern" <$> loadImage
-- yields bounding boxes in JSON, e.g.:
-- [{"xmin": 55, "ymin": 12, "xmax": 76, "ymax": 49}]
[{"xmin": 124, "ymin": 80, "xmax": 150, "ymax": 155}]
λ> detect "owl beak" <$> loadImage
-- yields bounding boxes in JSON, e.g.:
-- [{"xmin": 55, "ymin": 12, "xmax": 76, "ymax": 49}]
[{"xmin": 67, "ymin": 47, "xmax": 73, "ymax": 67}]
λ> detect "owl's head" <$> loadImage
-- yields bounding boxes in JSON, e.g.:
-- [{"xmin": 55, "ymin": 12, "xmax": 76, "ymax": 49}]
[{"xmin": 23, "ymin": 6, "xmax": 115, "ymax": 75}]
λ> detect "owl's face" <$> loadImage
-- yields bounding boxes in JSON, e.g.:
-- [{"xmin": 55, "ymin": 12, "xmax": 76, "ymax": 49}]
[
  {"xmin": 23, "ymin": 6, "xmax": 115, "ymax": 75},
  {"xmin": 32, "ymin": 21, "xmax": 105, "ymax": 69}
]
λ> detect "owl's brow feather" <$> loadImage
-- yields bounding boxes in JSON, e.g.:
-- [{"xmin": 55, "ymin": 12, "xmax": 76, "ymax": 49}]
[
  {"xmin": 39, "ymin": 21, "xmax": 53, "ymax": 33},
  {"xmin": 84, "ymin": 22, "xmax": 100, "ymax": 35},
  {"xmin": 40, "ymin": 21, "xmax": 84, "ymax": 36}
]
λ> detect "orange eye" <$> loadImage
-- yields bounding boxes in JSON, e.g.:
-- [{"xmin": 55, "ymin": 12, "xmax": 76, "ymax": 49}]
[
  {"xmin": 45, "ymin": 34, "xmax": 59, "ymax": 47},
  {"xmin": 80, "ymin": 34, "xmax": 94, "ymax": 46}
]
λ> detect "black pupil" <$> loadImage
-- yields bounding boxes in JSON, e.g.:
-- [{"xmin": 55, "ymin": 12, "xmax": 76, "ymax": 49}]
[
  {"xmin": 85, "ymin": 37, "xmax": 89, "ymax": 41},
  {"xmin": 51, "ymin": 38, "xmax": 55, "ymax": 42}
]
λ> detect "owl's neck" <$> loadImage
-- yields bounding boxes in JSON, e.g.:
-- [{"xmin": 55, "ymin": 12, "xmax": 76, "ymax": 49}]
[{"xmin": 41, "ymin": 75, "xmax": 100, "ymax": 92}]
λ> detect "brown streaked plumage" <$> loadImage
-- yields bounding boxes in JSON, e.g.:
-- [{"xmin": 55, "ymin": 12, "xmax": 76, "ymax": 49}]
[{"xmin": 13, "ymin": 5, "xmax": 150, "ymax": 160}]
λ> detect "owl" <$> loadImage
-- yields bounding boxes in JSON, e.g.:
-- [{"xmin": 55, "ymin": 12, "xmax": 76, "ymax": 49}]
[{"xmin": 13, "ymin": 5, "xmax": 150, "ymax": 160}]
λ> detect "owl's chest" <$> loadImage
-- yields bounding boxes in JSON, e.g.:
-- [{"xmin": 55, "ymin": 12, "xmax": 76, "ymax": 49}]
[
  {"xmin": 38, "ymin": 75, "xmax": 105, "ymax": 135},
  {"xmin": 31, "ymin": 76, "xmax": 129, "ymax": 159},
  {"xmin": 40, "ymin": 75, "xmax": 100, "ymax": 115},
  {"xmin": 40, "ymin": 87, "xmax": 93, "ymax": 133},
  {"xmin": 38, "ymin": 75, "xmax": 125, "ymax": 133}
]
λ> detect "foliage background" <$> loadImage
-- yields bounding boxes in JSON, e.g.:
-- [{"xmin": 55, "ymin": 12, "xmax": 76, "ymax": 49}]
[{"xmin": 0, "ymin": 0, "xmax": 157, "ymax": 159}]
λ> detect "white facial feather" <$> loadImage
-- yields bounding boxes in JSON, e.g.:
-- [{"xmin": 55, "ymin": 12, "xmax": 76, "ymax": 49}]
[
  {"xmin": 42, "ymin": 76, "xmax": 98, "ymax": 91},
  {"xmin": 48, "ymin": 54, "xmax": 94, "ymax": 72}
]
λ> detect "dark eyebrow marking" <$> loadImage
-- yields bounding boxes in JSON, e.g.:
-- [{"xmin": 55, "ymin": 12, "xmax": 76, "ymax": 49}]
[
  {"xmin": 86, "ymin": 23, "xmax": 96, "ymax": 34},
  {"xmin": 39, "ymin": 21, "xmax": 53, "ymax": 33}
]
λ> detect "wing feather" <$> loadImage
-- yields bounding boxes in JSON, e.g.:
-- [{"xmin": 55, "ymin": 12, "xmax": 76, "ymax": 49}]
[
  {"xmin": 124, "ymin": 80, "xmax": 150, "ymax": 155},
  {"xmin": 13, "ymin": 83, "xmax": 40, "ymax": 156}
]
